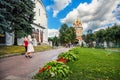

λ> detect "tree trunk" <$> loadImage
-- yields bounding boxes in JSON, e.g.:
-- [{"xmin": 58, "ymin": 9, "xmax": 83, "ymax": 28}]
[{"xmin": 14, "ymin": 32, "xmax": 17, "ymax": 45}]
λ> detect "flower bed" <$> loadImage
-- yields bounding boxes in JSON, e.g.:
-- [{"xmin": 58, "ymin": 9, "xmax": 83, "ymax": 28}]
[
  {"xmin": 34, "ymin": 61, "xmax": 72, "ymax": 80},
  {"xmin": 33, "ymin": 47, "xmax": 80, "ymax": 80}
]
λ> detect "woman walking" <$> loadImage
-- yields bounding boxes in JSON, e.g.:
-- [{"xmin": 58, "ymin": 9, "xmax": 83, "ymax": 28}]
[{"xmin": 25, "ymin": 35, "xmax": 34, "ymax": 58}]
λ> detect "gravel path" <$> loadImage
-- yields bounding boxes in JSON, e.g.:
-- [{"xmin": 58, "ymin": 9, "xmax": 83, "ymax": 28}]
[{"xmin": 0, "ymin": 47, "xmax": 71, "ymax": 80}]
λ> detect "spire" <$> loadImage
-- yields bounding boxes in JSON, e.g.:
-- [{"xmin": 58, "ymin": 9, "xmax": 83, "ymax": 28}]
[{"xmin": 73, "ymin": 18, "xmax": 82, "ymax": 27}]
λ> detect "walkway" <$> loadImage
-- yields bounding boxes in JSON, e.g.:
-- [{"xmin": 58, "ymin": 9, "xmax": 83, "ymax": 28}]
[
  {"xmin": 105, "ymin": 49, "xmax": 120, "ymax": 52},
  {"xmin": 0, "ymin": 47, "xmax": 71, "ymax": 80}
]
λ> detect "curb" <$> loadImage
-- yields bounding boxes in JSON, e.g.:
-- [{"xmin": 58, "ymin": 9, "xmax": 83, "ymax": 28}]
[
  {"xmin": 0, "ymin": 47, "xmax": 59, "ymax": 59},
  {"xmin": 0, "ymin": 50, "xmax": 51, "ymax": 59},
  {"xmin": 0, "ymin": 53, "xmax": 24, "ymax": 59}
]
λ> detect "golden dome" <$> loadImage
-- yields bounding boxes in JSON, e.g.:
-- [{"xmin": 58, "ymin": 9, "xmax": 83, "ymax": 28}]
[
  {"xmin": 73, "ymin": 18, "xmax": 82, "ymax": 27},
  {"xmin": 76, "ymin": 19, "xmax": 81, "ymax": 24}
]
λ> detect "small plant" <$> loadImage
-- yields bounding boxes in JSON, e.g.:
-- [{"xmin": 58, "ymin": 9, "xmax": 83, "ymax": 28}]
[
  {"xmin": 58, "ymin": 51, "xmax": 77, "ymax": 62},
  {"xmin": 69, "ymin": 47, "xmax": 80, "ymax": 54},
  {"xmin": 34, "ymin": 61, "xmax": 72, "ymax": 80}
]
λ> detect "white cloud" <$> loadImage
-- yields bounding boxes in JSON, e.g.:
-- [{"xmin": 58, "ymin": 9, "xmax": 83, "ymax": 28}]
[
  {"xmin": 61, "ymin": 0, "xmax": 120, "ymax": 34},
  {"xmin": 47, "ymin": 0, "xmax": 72, "ymax": 17},
  {"xmin": 48, "ymin": 29, "xmax": 59, "ymax": 37},
  {"xmin": 46, "ymin": 5, "xmax": 52, "ymax": 11}
]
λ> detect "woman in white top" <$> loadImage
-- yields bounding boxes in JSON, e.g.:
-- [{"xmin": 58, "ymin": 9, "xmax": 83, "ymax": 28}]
[{"xmin": 26, "ymin": 35, "xmax": 34, "ymax": 58}]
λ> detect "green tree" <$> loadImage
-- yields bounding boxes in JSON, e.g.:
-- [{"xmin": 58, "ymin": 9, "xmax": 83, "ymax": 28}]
[
  {"xmin": 69, "ymin": 27, "xmax": 76, "ymax": 43},
  {"xmin": 59, "ymin": 24, "xmax": 69, "ymax": 45},
  {"xmin": 0, "ymin": 0, "xmax": 35, "ymax": 44},
  {"xmin": 105, "ymin": 27, "xmax": 114, "ymax": 47},
  {"xmin": 83, "ymin": 25, "xmax": 120, "ymax": 48},
  {"xmin": 95, "ymin": 29, "xmax": 105, "ymax": 43},
  {"xmin": 111, "ymin": 25, "xmax": 120, "ymax": 47},
  {"xmin": 0, "ymin": 0, "xmax": 14, "ymax": 33},
  {"xmin": 84, "ymin": 33, "xmax": 95, "ymax": 43},
  {"xmin": 59, "ymin": 24, "xmax": 76, "ymax": 45},
  {"xmin": 48, "ymin": 37, "xmax": 59, "ymax": 46},
  {"xmin": 53, "ymin": 36, "xmax": 59, "ymax": 46},
  {"xmin": 48, "ymin": 37, "xmax": 53, "ymax": 42}
]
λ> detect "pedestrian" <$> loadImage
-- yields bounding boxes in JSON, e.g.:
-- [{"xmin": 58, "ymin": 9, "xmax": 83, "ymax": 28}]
[
  {"xmin": 23, "ymin": 36, "xmax": 28, "ymax": 55},
  {"xmin": 26, "ymin": 35, "xmax": 34, "ymax": 58},
  {"xmin": 68, "ymin": 43, "xmax": 71, "ymax": 48}
]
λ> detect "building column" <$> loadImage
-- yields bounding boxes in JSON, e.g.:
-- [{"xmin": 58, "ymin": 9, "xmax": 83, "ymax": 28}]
[
  {"xmin": 40, "ymin": 30, "xmax": 43, "ymax": 43},
  {"xmin": 38, "ymin": 29, "xmax": 41, "ymax": 43}
]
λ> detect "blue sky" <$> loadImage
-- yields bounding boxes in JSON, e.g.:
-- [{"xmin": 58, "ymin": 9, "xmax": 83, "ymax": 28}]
[
  {"xmin": 42, "ymin": 0, "xmax": 120, "ymax": 37},
  {"xmin": 42, "ymin": 0, "xmax": 91, "ymax": 29}
]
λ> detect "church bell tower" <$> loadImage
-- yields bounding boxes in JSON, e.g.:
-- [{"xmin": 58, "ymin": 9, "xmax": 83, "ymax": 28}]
[{"xmin": 73, "ymin": 18, "xmax": 83, "ymax": 45}]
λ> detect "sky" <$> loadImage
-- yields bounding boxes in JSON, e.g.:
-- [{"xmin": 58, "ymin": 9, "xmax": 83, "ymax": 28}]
[{"xmin": 42, "ymin": 0, "xmax": 120, "ymax": 37}]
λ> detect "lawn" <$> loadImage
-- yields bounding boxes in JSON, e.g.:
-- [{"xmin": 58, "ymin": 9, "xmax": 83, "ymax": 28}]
[
  {"xmin": 0, "ymin": 44, "xmax": 52, "ymax": 56},
  {"xmin": 67, "ymin": 48, "xmax": 120, "ymax": 80}
]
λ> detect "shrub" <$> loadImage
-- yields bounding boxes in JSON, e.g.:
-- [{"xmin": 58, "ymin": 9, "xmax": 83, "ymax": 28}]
[
  {"xmin": 58, "ymin": 51, "xmax": 77, "ymax": 62},
  {"xmin": 34, "ymin": 61, "xmax": 72, "ymax": 80},
  {"xmin": 69, "ymin": 47, "xmax": 80, "ymax": 54}
]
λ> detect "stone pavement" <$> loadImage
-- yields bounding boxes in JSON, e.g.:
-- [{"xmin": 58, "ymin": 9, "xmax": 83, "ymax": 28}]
[{"xmin": 0, "ymin": 47, "xmax": 71, "ymax": 80}]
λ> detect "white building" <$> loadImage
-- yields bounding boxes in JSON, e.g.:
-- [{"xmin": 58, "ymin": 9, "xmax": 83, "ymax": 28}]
[
  {"xmin": 0, "ymin": 0, "xmax": 48, "ymax": 45},
  {"xmin": 32, "ymin": 0, "xmax": 48, "ymax": 44}
]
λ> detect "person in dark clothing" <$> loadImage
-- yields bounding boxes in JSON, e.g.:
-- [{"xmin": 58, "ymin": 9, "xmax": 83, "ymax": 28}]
[{"xmin": 23, "ymin": 37, "xmax": 28, "ymax": 57}]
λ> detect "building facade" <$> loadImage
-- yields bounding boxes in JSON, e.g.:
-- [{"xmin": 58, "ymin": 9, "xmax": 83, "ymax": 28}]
[
  {"xmin": 73, "ymin": 18, "xmax": 83, "ymax": 45},
  {"xmin": 31, "ymin": 0, "xmax": 48, "ymax": 44},
  {"xmin": 0, "ymin": 0, "xmax": 48, "ymax": 45}
]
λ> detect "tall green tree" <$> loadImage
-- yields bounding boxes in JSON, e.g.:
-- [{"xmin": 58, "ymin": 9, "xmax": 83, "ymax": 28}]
[
  {"xmin": 0, "ymin": 0, "xmax": 14, "ymax": 33},
  {"xmin": 66, "ymin": 27, "xmax": 76, "ymax": 44},
  {"xmin": 0, "ymin": 0, "xmax": 35, "ymax": 44},
  {"xmin": 111, "ymin": 25, "xmax": 120, "ymax": 47},
  {"xmin": 85, "ymin": 33, "xmax": 95, "ymax": 43},
  {"xmin": 59, "ymin": 24, "xmax": 76, "ymax": 45},
  {"xmin": 95, "ymin": 29, "xmax": 105, "ymax": 43},
  {"xmin": 59, "ymin": 24, "xmax": 69, "ymax": 45}
]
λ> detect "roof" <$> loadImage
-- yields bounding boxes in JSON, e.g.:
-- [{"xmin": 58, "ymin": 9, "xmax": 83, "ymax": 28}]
[
  {"xmin": 73, "ymin": 18, "xmax": 82, "ymax": 28},
  {"xmin": 32, "ymin": 23, "xmax": 46, "ymax": 29}
]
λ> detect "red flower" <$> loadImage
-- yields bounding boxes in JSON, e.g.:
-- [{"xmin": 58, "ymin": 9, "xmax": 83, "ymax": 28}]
[
  {"xmin": 47, "ymin": 66, "xmax": 51, "ymax": 69},
  {"xmin": 39, "ymin": 66, "xmax": 51, "ymax": 73},
  {"xmin": 57, "ymin": 58, "xmax": 67, "ymax": 64},
  {"xmin": 39, "ymin": 68, "xmax": 45, "ymax": 73}
]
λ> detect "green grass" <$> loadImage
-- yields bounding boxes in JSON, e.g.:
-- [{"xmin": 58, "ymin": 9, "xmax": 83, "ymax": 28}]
[
  {"xmin": 67, "ymin": 48, "xmax": 120, "ymax": 80},
  {"xmin": 0, "ymin": 45, "xmax": 52, "ymax": 56}
]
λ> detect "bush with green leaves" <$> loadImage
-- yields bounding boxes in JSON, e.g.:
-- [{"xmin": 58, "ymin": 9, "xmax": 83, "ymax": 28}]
[
  {"xmin": 69, "ymin": 47, "xmax": 81, "ymax": 54},
  {"xmin": 58, "ymin": 51, "xmax": 77, "ymax": 62},
  {"xmin": 33, "ymin": 61, "xmax": 72, "ymax": 80}
]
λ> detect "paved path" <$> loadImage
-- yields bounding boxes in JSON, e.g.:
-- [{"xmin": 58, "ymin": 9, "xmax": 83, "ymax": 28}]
[
  {"xmin": 105, "ymin": 49, "xmax": 120, "ymax": 52},
  {"xmin": 0, "ymin": 47, "xmax": 71, "ymax": 80}
]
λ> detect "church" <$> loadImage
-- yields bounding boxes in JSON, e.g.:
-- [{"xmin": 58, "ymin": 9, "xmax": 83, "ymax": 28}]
[
  {"xmin": 73, "ymin": 18, "xmax": 83, "ymax": 45},
  {"xmin": 0, "ymin": 0, "xmax": 48, "ymax": 46}
]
